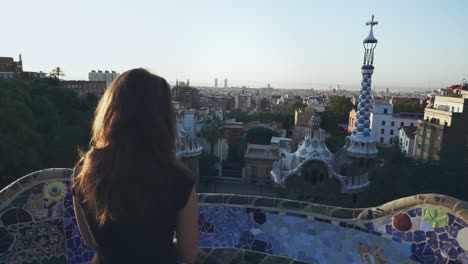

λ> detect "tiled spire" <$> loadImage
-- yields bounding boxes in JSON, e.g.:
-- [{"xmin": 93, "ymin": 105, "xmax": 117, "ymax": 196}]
[{"xmin": 352, "ymin": 15, "xmax": 378, "ymax": 138}]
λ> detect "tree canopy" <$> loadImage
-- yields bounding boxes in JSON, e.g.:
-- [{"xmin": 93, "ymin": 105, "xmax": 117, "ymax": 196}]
[
  {"xmin": 0, "ymin": 79, "xmax": 98, "ymax": 189},
  {"xmin": 246, "ymin": 127, "xmax": 279, "ymax": 145},
  {"xmin": 393, "ymin": 98, "xmax": 424, "ymax": 113},
  {"xmin": 320, "ymin": 96, "xmax": 354, "ymax": 132}
]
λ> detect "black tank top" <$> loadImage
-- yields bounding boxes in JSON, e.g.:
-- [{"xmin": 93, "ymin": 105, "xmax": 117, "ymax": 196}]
[{"xmin": 72, "ymin": 163, "xmax": 194, "ymax": 264}]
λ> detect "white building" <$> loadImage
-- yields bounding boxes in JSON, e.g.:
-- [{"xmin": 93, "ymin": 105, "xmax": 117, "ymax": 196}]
[
  {"xmin": 370, "ymin": 103, "xmax": 423, "ymax": 144},
  {"xmin": 398, "ymin": 126, "xmax": 417, "ymax": 157},
  {"xmin": 89, "ymin": 70, "xmax": 119, "ymax": 86},
  {"xmin": 270, "ymin": 137, "xmax": 292, "ymax": 152},
  {"xmin": 433, "ymin": 96, "xmax": 465, "ymax": 113}
]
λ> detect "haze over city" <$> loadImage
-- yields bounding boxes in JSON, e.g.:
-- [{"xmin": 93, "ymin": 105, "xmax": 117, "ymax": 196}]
[{"xmin": 2, "ymin": 0, "xmax": 468, "ymax": 90}]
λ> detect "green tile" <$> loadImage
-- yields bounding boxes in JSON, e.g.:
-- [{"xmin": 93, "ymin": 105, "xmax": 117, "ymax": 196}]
[
  {"xmin": 260, "ymin": 255, "xmax": 294, "ymax": 264},
  {"xmin": 228, "ymin": 195, "xmax": 251, "ymax": 205},
  {"xmin": 330, "ymin": 209, "xmax": 354, "ymax": 219},
  {"xmin": 253, "ymin": 197, "xmax": 275, "ymax": 208},
  {"xmin": 11, "ymin": 195, "xmax": 30, "ymax": 208},
  {"xmin": 203, "ymin": 248, "xmax": 239, "ymax": 264},
  {"xmin": 243, "ymin": 250, "xmax": 267, "ymax": 264},
  {"xmin": 229, "ymin": 250, "xmax": 244, "ymax": 264}
]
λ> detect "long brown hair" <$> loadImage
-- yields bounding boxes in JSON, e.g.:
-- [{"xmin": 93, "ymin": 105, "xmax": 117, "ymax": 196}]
[{"xmin": 74, "ymin": 68, "xmax": 187, "ymax": 226}]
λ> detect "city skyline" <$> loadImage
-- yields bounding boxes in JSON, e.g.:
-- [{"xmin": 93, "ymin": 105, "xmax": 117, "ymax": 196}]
[{"xmin": 2, "ymin": 0, "xmax": 467, "ymax": 91}]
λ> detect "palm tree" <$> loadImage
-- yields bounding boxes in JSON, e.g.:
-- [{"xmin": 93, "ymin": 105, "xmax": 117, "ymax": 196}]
[
  {"xmin": 50, "ymin": 67, "xmax": 65, "ymax": 80},
  {"xmin": 202, "ymin": 112, "xmax": 225, "ymax": 156}
]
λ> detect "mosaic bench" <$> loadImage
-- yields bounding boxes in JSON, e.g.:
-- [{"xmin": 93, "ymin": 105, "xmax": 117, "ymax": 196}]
[{"xmin": 0, "ymin": 169, "xmax": 467, "ymax": 263}]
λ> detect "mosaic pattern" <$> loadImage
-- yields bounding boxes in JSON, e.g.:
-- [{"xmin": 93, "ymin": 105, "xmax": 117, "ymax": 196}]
[
  {"xmin": 197, "ymin": 194, "xmax": 468, "ymax": 263},
  {"xmin": 0, "ymin": 169, "xmax": 94, "ymax": 264},
  {"xmin": 1, "ymin": 169, "xmax": 467, "ymax": 263}
]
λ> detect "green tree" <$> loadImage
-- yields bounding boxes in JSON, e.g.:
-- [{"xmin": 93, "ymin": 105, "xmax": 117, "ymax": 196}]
[
  {"xmin": 246, "ymin": 127, "xmax": 279, "ymax": 145},
  {"xmin": 320, "ymin": 96, "xmax": 354, "ymax": 132},
  {"xmin": 201, "ymin": 112, "xmax": 225, "ymax": 155},
  {"xmin": 288, "ymin": 102, "xmax": 307, "ymax": 113},
  {"xmin": 393, "ymin": 98, "xmax": 424, "ymax": 113},
  {"xmin": 50, "ymin": 66, "xmax": 65, "ymax": 79},
  {"xmin": 0, "ymin": 78, "xmax": 98, "ymax": 189}
]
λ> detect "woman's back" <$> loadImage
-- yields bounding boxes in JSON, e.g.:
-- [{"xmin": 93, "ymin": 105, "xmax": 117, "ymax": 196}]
[
  {"xmin": 74, "ymin": 154, "xmax": 194, "ymax": 263},
  {"xmin": 72, "ymin": 69, "xmax": 198, "ymax": 264}
]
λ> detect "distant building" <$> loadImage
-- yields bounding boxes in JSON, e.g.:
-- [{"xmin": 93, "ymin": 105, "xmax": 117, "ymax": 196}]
[
  {"xmin": 172, "ymin": 81, "xmax": 201, "ymax": 109},
  {"xmin": 244, "ymin": 144, "xmax": 278, "ymax": 185},
  {"xmin": 224, "ymin": 78, "xmax": 227, "ymax": 88},
  {"xmin": 175, "ymin": 114, "xmax": 202, "ymax": 190},
  {"xmin": 205, "ymin": 95, "xmax": 235, "ymax": 111},
  {"xmin": 414, "ymin": 97, "xmax": 468, "ymax": 161},
  {"xmin": 433, "ymin": 95, "xmax": 465, "ymax": 113},
  {"xmin": 89, "ymin": 70, "xmax": 119, "ymax": 86},
  {"xmin": 60, "ymin": 80, "xmax": 107, "ymax": 97},
  {"xmin": 292, "ymin": 107, "xmax": 315, "ymax": 151},
  {"xmin": 0, "ymin": 55, "xmax": 22, "ymax": 79},
  {"xmin": 270, "ymin": 137, "xmax": 292, "ymax": 152},
  {"xmin": 370, "ymin": 103, "xmax": 423, "ymax": 144},
  {"xmin": 0, "ymin": 54, "xmax": 46, "ymax": 80},
  {"xmin": 398, "ymin": 126, "xmax": 417, "ymax": 157},
  {"xmin": 235, "ymin": 93, "xmax": 252, "ymax": 112},
  {"xmin": 224, "ymin": 119, "xmax": 244, "ymax": 143}
]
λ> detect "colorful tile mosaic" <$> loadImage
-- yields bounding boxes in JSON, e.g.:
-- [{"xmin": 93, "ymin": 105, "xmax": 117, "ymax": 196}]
[
  {"xmin": 0, "ymin": 169, "xmax": 95, "ymax": 264},
  {"xmin": 1, "ymin": 169, "xmax": 467, "ymax": 263}
]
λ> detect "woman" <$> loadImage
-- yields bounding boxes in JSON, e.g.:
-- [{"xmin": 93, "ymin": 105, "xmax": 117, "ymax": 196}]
[{"xmin": 72, "ymin": 68, "xmax": 199, "ymax": 263}]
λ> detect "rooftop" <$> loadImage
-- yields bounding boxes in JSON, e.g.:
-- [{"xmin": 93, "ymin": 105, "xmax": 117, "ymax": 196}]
[{"xmin": 399, "ymin": 126, "xmax": 418, "ymax": 138}]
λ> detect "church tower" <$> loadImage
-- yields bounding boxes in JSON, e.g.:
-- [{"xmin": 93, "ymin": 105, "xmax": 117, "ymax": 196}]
[{"xmin": 346, "ymin": 15, "xmax": 379, "ymax": 158}]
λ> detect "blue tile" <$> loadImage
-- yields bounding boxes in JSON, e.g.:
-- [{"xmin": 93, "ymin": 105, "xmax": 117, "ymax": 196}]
[
  {"xmin": 448, "ymin": 239, "xmax": 460, "ymax": 248},
  {"xmin": 453, "ymin": 223, "xmax": 463, "ymax": 230},
  {"xmin": 447, "ymin": 247, "xmax": 458, "ymax": 259},
  {"xmin": 407, "ymin": 208, "xmax": 421, "ymax": 217},
  {"xmin": 447, "ymin": 227, "xmax": 458, "ymax": 238},
  {"xmin": 439, "ymin": 233, "xmax": 449, "ymax": 241},
  {"xmin": 447, "ymin": 213, "xmax": 455, "ymax": 225},
  {"xmin": 434, "ymin": 227, "xmax": 445, "ymax": 233},
  {"xmin": 422, "ymin": 245, "xmax": 434, "ymax": 256},
  {"xmin": 427, "ymin": 239, "xmax": 438, "ymax": 249},
  {"xmin": 414, "ymin": 230, "xmax": 426, "ymax": 243},
  {"xmin": 426, "ymin": 231, "xmax": 437, "ymax": 240},
  {"xmin": 403, "ymin": 232, "xmax": 414, "ymax": 242},
  {"xmin": 385, "ymin": 225, "xmax": 393, "ymax": 235},
  {"xmin": 454, "ymin": 217, "xmax": 467, "ymax": 227},
  {"xmin": 364, "ymin": 222, "xmax": 374, "ymax": 230},
  {"xmin": 417, "ymin": 242, "xmax": 426, "ymax": 252},
  {"xmin": 393, "ymin": 231, "xmax": 404, "ymax": 239}
]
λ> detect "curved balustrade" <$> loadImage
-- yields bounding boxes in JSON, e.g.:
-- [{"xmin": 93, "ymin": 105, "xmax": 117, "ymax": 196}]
[{"xmin": 0, "ymin": 169, "xmax": 467, "ymax": 263}]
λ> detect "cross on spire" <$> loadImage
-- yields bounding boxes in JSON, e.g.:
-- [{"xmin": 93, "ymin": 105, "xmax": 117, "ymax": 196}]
[{"xmin": 366, "ymin": 14, "xmax": 378, "ymax": 30}]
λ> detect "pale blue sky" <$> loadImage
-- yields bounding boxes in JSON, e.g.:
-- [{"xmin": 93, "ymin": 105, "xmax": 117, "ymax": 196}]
[{"xmin": 2, "ymin": 0, "xmax": 467, "ymax": 90}]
